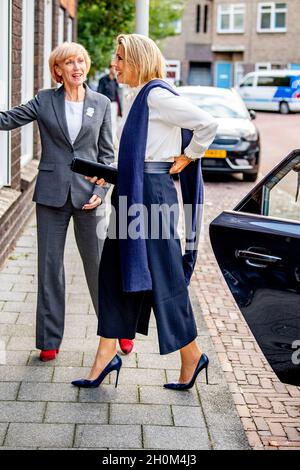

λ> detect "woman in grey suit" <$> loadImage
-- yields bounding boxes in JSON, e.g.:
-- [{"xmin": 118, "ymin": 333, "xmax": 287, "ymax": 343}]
[{"xmin": 0, "ymin": 42, "xmax": 118, "ymax": 361}]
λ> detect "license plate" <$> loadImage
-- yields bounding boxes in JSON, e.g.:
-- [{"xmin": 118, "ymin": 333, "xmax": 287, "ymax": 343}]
[{"xmin": 204, "ymin": 149, "xmax": 227, "ymax": 158}]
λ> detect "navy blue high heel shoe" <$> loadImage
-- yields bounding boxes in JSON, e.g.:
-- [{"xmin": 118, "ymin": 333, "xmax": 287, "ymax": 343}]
[
  {"xmin": 71, "ymin": 354, "xmax": 122, "ymax": 388},
  {"xmin": 164, "ymin": 353, "xmax": 209, "ymax": 390}
]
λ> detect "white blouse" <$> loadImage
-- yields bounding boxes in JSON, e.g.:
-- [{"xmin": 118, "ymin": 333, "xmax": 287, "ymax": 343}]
[
  {"xmin": 65, "ymin": 100, "xmax": 84, "ymax": 144},
  {"xmin": 116, "ymin": 84, "xmax": 218, "ymax": 162}
]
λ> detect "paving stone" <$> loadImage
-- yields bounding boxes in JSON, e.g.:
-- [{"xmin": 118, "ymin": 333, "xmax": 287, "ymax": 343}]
[
  {"xmin": 172, "ymin": 405, "xmax": 206, "ymax": 428},
  {"xmin": 110, "ymin": 404, "xmax": 173, "ymax": 425},
  {"xmin": 53, "ymin": 366, "xmax": 109, "ymax": 384},
  {"xmin": 0, "ymin": 366, "xmax": 53, "ymax": 382},
  {"xmin": 83, "ymin": 352, "xmax": 137, "ymax": 368},
  {"xmin": 0, "ymin": 424, "xmax": 8, "ymax": 445},
  {"xmin": 4, "ymin": 302, "xmax": 35, "ymax": 313},
  {"xmin": 0, "ymin": 401, "xmax": 45, "ymax": 422},
  {"xmin": 0, "ymin": 382, "xmax": 20, "ymax": 400},
  {"xmin": 0, "ymin": 324, "xmax": 35, "ymax": 337},
  {"xmin": 211, "ymin": 429, "xmax": 251, "ymax": 450},
  {"xmin": 140, "ymin": 386, "xmax": 200, "ymax": 406},
  {"xmin": 132, "ymin": 340, "xmax": 160, "ymax": 354},
  {"xmin": 75, "ymin": 425, "xmax": 142, "ymax": 449},
  {"xmin": 18, "ymin": 382, "xmax": 78, "ymax": 402},
  {"xmin": 4, "ymin": 351, "xmax": 30, "ymax": 366},
  {"xmin": 65, "ymin": 303, "xmax": 90, "ymax": 315},
  {"xmin": 65, "ymin": 315, "xmax": 97, "ymax": 329},
  {"xmin": 11, "ymin": 284, "xmax": 37, "ymax": 293},
  {"xmin": 7, "ymin": 336, "xmax": 36, "ymax": 350},
  {"xmin": 143, "ymin": 426, "xmax": 210, "ymax": 450},
  {"xmin": 79, "ymin": 385, "xmax": 139, "ymax": 404},
  {"xmin": 0, "ymin": 283, "xmax": 13, "ymax": 292},
  {"xmin": 57, "ymin": 338, "xmax": 99, "ymax": 352},
  {"xmin": 118, "ymin": 368, "xmax": 165, "ymax": 386},
  {"xmin": 4, "ymin": 423, "xmax": 74, "ymax": 448},
  {"xmin": 198, "ymin": 384, "xmax": 245, "ymax": 430},
  {"xmin": 45, "ymin": 402, "xmax": 108, "ymax": 424},
  {"xmin": 0, "ymin": 311, "xmax": 19, "ymax": 324},
  {"xmin": 137, "ymin": 353, "xmax": 180, "ymax": 370},
  {"xmin": 28, "ymin": 351, "xmax": 83, "ymax": 368},
  {"xmin": 0, "ymin": 292, "xmax": 26, "ymax": 302}
]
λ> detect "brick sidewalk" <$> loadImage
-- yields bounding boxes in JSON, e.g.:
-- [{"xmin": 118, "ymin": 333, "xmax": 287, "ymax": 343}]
[
  {"xmin": 0, "ymin": 208, "xmax": 249, "ymax": 449},
  {"xmin": 194, "ymin": 179, "xmax": 300, "ymax": 450}
]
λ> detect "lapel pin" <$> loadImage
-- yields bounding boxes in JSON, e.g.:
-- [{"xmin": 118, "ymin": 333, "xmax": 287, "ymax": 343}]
[{"xmin": 86, "ymin": 107, "xmax": 95, "ymax": 117}]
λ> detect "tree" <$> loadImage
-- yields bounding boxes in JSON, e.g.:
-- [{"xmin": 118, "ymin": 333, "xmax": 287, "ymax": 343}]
[
  {"xmin": 78, "ymin": 0, "xmax": 186, "ymax": 77},
  {"xmin": 150, "ymin": 0, "xmax": 186, "ymax": 45},
  {"xmin": 77, "ymin": 0, "xmax": 135, "ymax": 76}
]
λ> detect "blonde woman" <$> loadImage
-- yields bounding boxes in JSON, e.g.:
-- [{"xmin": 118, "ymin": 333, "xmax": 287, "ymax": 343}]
[
  {"xmin": 0, "ymin": 42, "xmax": 116, "ymax": 361},
  {"xmin": 72, "ymin": 34, "xmax": 218, "ymax": 390}
]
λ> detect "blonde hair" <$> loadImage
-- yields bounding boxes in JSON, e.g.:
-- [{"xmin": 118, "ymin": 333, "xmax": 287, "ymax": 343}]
[
  {"xmin": 48, "ymin": 42, "xmax": 91, "ymax": 83},
  {"xmin": 117, "ymin": 34, "xmax": 165, "ymax": 85}
]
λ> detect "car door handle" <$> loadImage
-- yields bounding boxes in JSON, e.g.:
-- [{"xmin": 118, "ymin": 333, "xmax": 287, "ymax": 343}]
[{"xmin": 235, "ymin": 250, "xmax": 282, "ymax": 268}]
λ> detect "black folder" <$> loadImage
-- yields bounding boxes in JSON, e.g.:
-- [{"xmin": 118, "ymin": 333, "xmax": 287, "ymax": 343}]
[{"xmin": 71, "ymin": 157, "xmax": 118, "ymax": 185}]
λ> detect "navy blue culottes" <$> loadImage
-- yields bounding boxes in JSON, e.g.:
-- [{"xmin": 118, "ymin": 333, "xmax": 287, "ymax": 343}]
[{"xmin": 97, "ymin": 173, "xmax": 198, "ymax": 355}]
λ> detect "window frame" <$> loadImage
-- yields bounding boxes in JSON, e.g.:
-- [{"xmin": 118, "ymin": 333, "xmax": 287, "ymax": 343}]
[
  {"xmin": 43, "ymin": 0, "xmax": 53, "ymax": 88},
  {"xmin": 217, "ymin": 3, "xmax": 245, "ymax": 34},
  {"xmin": 257, "ymin": 2, "xmax": 287, "ymax": 33},
  {"xmin": 0, "ymin": 0, "xmax": 12, "ymax": 188},
  {"xmin": 21, "ymin": 0, "xmax": 34, "ymax": 168},
  {"xmin": 58, "ymin": 7, "xmax": 65, "ymax": 44}
]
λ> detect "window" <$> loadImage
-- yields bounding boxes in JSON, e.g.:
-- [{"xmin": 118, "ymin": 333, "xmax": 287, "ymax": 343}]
[
  {"xmin": 58, "ymin": 7, "xmax": 65, "ymax": 44},
  {"xmin": 255, "ymin": 62, "xmax": 271, "ymax": 71},
  {"xmin": 257, "ymin": 75, "xmax": 290, "ymax": 87},
  {"xmin": 0, "ymin": 0, "xmax": 11, "ymax": 187},
  {"xmin": 217, "ymin": 4, "xmax": 245, "ymax": 33},
  {"xmin": 263, "ymin": 158, "xmax": 300, "ymax": 222},
  {"xmin": 257, "ymin": 3, "xmax": 287, "ymax": 33},
  {"xmin": 44, "ymin": 0, "xmax": 52, "ymax": 88},
  {"xmin": 21, "ymin": 0, "xmax": 34, "ymax": 167},
  {"xmin": 240, "ymin": 76, "xmax": 254, "ymax": 87},
  {"xmin": 173, "ymin": 19, "xmax": 182, "ymax": 34},
  {"xmin": 67, "ymin": 17, "xmax": 73, "ymax": 42},
  {"xmin": 196, "ymin": 4, "xmax": 201, "ymax": 33},
  {"xmin": 204, "ymin": 4, "xmax": 208, "ymax": 33}
]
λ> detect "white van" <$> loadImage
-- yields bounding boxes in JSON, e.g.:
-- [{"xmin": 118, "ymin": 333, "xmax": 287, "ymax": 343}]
[{"xmin": 237, "ymin": 70, "xmax": 300, "ymax": 114}]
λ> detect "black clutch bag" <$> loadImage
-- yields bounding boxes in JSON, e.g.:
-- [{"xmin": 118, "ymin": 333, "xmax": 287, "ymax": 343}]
[{"xmin": 71, "ymin": 157, "xmax": 118, "ymax": 185}]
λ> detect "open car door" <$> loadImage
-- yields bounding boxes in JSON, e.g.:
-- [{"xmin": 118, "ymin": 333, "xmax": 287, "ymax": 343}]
[{"xmin": 209, "ymin": 150, "xmax": 300, "ymax": 385}]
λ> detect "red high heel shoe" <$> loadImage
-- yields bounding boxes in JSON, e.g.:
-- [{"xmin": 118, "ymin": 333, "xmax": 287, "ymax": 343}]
[
  {"xmin": 118, "ymin": 339, "xmax": 134, "ymax": 355},
  {"xmin": 39, "ymin": 349, "xmax": 59, "ymax": 362}
]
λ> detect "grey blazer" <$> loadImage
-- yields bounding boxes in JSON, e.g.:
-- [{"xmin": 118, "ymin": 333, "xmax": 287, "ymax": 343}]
[{"xmin": 0, "ymin": 84, "xmax": 114, "ymax": 208}]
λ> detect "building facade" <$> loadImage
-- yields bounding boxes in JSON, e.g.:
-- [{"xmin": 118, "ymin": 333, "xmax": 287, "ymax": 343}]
[
  {"xmin": 0, "ymin": 0, "xmax": 77, "ymax": 267},
  {"xmin": 162, "ymin": 0, "xmax": 300, "ymax": 87}
]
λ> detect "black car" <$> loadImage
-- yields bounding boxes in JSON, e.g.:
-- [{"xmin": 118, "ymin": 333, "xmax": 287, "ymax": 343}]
[
  {"xmin": 209, "ymin": 149, "xmax": 300, "ymax": 385},
  {"xmin": 178, "ymin": 86, "xmax": 260, "ymax": 182}
]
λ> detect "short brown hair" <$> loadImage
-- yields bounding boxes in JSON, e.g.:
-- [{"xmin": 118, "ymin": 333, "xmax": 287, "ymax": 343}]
[
  {"xmin": 48, "ymin": 42, "xmax": 91, "ymax": 83},
  {"xmin": 117, "ymin": 34, "xmax": 165, "ymax": 85}
]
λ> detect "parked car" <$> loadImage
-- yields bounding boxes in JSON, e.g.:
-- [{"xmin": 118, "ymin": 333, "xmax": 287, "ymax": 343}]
[
  {"xmin": 209, "ymin": 149, "xmax": 300, "ymax": 385},
  {"xmin": 237, "ymin": 69, "xmax": 300, "ymax": 114},
  {"xmin": 178, "ymin": 86, "xmax": 260, "ymax": 182}
]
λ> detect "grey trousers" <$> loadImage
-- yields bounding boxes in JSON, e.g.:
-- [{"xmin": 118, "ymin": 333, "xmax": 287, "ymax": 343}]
[{"xmin": 35, "ymin": 192, "xmax": 103, "ymax": 350}]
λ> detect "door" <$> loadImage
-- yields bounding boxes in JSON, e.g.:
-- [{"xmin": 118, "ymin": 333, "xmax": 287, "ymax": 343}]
[
  {"xmin": 188, "ymin": 62, "xmax": 211, "ymax": 86},
  {"xmin": 209, "ymin": 150, "xmax": 300, "ymax": 385},
  {"xmin": 215, "ymin": 62, "xmax": 232, "ymax": 88},
  {"xmin": 238, "ymin": 74, "xmax": 257, "ymax": 109}
]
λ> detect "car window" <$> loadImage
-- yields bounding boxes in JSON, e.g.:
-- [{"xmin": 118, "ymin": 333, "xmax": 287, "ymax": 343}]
[
  {"xmin": 263, "ymin": 160, "xmax": 300, "ymax": 222},
  {"xmin": 180, "ymin": 93, "xmax": 249, "ymax": 119},
  {"xmin": 235, "ymin": 155, "xmax": 300, "ymax": 219},
  {"xmin": 240, "ymin": 76, "xmax": 254, "ymax": 87},
  {"xmin": 257, "ymin": 76, "xmax": 291, "ymax": 87}
]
